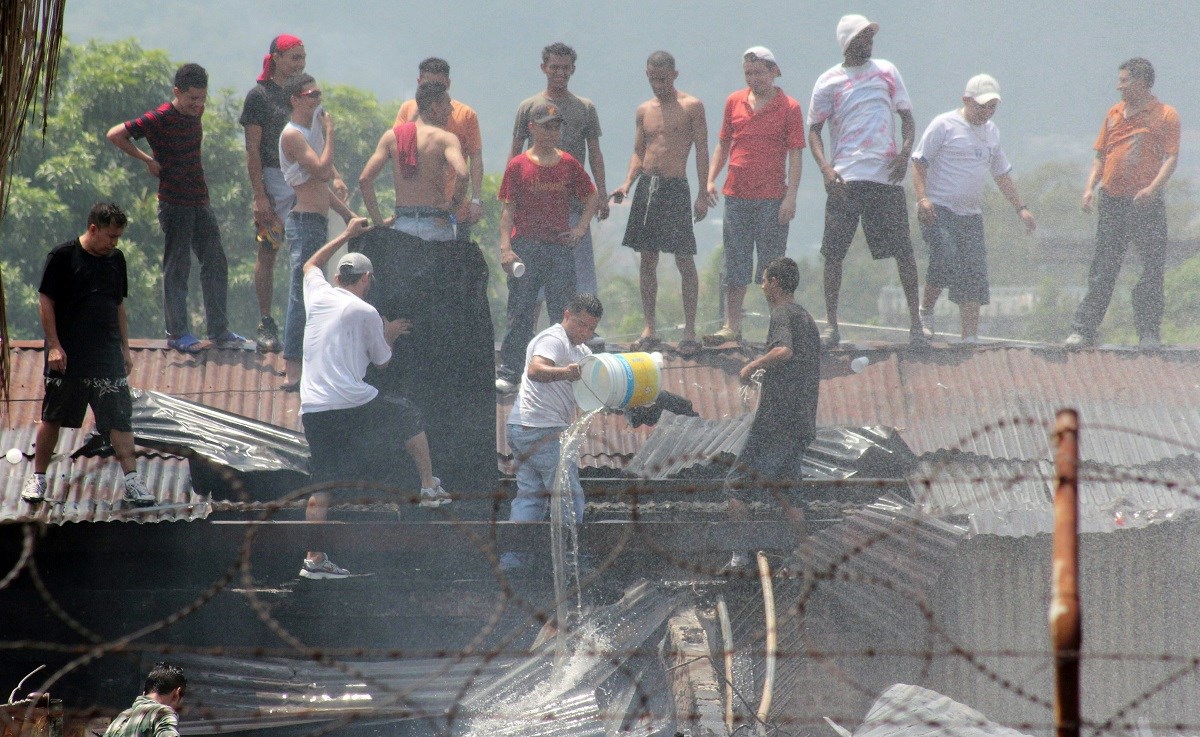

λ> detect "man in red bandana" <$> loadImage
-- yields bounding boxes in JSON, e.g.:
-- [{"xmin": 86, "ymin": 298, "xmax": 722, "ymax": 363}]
[{"xmin": 239, "ymin": 35, "xmax": 347, "ymax": 353}]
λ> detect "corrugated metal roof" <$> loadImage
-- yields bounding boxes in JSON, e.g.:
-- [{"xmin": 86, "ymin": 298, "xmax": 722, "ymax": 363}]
[
  {"xmin": 910, "ymin": 451, "xmax": 1200, "ymax": 537},
  {"xmin": 7, "ymin": 341, "xmax": 1200, "ymax": 522}
]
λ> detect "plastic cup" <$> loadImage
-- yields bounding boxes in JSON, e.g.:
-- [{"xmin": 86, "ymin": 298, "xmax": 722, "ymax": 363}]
[
  {"xmin": 505, "ymin": 260, "xmax": 525, "ymax": 278},
  {"xmin": 850, "ymin": 356, "xmax": 869, "ymax": 373}
]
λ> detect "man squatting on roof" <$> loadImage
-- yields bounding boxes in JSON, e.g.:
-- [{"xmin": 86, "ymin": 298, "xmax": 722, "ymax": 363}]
[
  {"xmin": 103, "ymin": 662, "xmax": 186, "ymax": 737},
  {"xmin": 296, "ymin": 218, "xmax": 452, "ymax": 580}
]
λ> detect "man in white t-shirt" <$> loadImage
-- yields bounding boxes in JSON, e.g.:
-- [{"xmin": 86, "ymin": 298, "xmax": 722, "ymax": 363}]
[
  {"xmin": 296, "ymin": 217, "xmax": 451, "ymax": 580},
  {"xmin": 501, "ymin": 293, "xmax": 603, "ymax": 571},
  {"xmin": 912, "ymin": 74, "xmax": 1037, "ymax": 344},
  {"xmin": 808, "ymin": 14, "xmax": 924, "ymax": 348}
]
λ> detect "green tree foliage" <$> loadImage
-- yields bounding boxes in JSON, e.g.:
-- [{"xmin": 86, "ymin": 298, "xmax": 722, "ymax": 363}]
[{"xmin": 1, "ymin": 38, "xmax": 396, "ymax": 340}]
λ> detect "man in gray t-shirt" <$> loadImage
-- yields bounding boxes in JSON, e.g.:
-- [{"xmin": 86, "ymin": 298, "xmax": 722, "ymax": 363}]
[{"xmin": 509, "ymin": 42, "xmax": 608, "ymax": 301}]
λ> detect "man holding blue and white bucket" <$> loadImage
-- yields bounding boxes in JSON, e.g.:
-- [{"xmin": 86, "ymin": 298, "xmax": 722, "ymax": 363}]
[{"xmin": 501, "ymin": 294, "xmax": 603, "ymax": 571}]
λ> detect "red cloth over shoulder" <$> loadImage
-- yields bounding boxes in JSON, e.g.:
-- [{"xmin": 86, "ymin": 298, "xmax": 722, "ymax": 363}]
[{"xmin": 393, "ymin": 122, "xmax": 418, "ymax": 180}]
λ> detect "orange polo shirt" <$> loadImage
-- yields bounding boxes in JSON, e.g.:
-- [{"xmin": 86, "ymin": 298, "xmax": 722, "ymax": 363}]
[{"xmin": 1095, "ymin": 97, "xmax": 1180, "ymax": 198}]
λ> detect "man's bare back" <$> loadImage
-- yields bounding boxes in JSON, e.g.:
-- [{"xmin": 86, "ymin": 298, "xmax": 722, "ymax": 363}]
[
  {"xmin": 640, "ymin": 90, "xmax": 704, "ymax": 178},
  {"xmin": 394, "ymin": 122, "xmax": 464, "ymax": 209}
]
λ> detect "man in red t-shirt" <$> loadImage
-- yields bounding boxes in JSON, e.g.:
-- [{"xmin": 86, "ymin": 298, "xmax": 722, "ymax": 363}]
[
  {"xmin": 1067, "ymin": 57, "xmax": 1180, "ymax": 349},
  {"xmin": 704, "ymin": 47, "xmax": 805, "ymax": 346},
  {"xmin": 494, "ymin": 101, "xmax": 600, "ymax": 394}
]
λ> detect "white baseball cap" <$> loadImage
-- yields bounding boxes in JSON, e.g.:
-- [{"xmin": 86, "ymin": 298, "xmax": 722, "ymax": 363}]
[
  {"xmin": 964, "ymin": 74, "xmax": 1002, "ymax": 104},
  {"xmin": 837, "ymin": 14, "xmax": 879, "ymax": 53},
  {"xmin": 743, "ymin": 46, "xmax": 780, "ymax": 73}
]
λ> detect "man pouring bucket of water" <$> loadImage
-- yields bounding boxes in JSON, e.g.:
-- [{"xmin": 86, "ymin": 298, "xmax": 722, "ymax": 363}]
[{"xmin": 501, "ymin": 294, "xmax": 603, "ymax": 572}]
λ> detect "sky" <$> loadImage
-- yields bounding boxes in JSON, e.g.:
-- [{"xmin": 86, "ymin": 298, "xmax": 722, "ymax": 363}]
[{"xmin": 62, "ymin": 0, "xmax": 1200, "ymax": 254}]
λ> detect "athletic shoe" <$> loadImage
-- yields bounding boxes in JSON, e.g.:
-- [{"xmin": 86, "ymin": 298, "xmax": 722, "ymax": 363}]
[
  {"xmin": 212, "ymin": 331, "xmax": 248, "ymax": 350},
  {"xmin": 909, "ymin": 326, "xmax": 931, "ymax": 348},
  {"xmin": 123, "ymin": 475, "xmax": 156, "ymax": 507},
  {"xmin": 300, "ymin": 555, "xmax": 350, "ymax": 579},
  {"xmin": 820, "ymin": 325, "xmax": 840, "ymax": 348},
  {"xmin": 919, "ymin": 307, "xmax": 938, "ymax": 339},
  {"xmin": 22, "ymin": 474, "xmax": 46, "ymax": 503},
  {"xmin": 1063, "ymin": 332, "xmax": 1094, "ymax": 348},
  {"xmin": 495, "ymin": 377, "xmax": 519, "ymax": 395},
  {"xmin": 419, "ymin": 478, "xmax": 452, "ymax": 508},
  {"xmin": 702, "ymin": 326, "xmax": 742, "ymax": 347},
  {"xmin": 720, "ymin": 551, "xmax": 751, "ymax": 574},
  {"xmin": 256, "ymin": 317, "xmax": 282, "ymax": 353}
]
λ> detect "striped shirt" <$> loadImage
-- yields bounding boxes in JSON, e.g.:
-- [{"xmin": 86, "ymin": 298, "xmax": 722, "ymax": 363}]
[
  {"xmin": 102, "ymin": 696, "xmax": 179, "ymax": 737},
  {"xmin": 124, "ymin": 103, "xmax": 209, "ymax": 206}
]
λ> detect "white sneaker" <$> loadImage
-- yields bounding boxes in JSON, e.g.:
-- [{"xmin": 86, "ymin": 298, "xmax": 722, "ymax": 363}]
[
  {"xmin": 919, "ymin": 307, "xmax": 937, "ymax": 339},
  {"xmin": 720, "ymin": 551, "xmax": 751, "ymax": 574},
  {"xmin": 419, "ymin": 477, "xmax": 452, "ymax": 508},
  {"xmin": 123, "ymin": 475, "xmax": 156, "ymax": 507},
  {"xmin": 495, "ymin": 377, "xmax": 519, "ymax": 395},
  {"xmin": 22, "ymin": 474, "xmax": 46, "ymax": 503}
]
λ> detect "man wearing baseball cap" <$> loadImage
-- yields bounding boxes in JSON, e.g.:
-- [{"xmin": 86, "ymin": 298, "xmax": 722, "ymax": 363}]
[
  {"xmin": 911, "ymin": 74, "xmax": 1036, "ymax": 345},
  {"xmin": 495, "ymin": 100, "xmax": 600, "ymax": 394},
  {"xmin": 296, "ymin": 217, "xmax": 450, "ymax": 580},
  {"xmin": 809, "ymin": 14, "xmax": 925, "ymax": 348},
  {"xmin": 704, "ymin": 46, "xmax": 806, "ymax": 347},
  {"xmin": 1067, "ymin": 57, "xmax": 1180, "ymax": 349}
]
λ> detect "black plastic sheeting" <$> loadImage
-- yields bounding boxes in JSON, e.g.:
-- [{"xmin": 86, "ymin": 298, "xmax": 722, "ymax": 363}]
[
  {"xmin": 351, "ymin": 227, "xmax": 498, "ymax": 492},
  {"xmin": 72, "ymin": 389, "xmax": 311, "ymax": 475},
  {"xmin": 622, "ymin": 412, "xmax": 918, "ymax": 481}
]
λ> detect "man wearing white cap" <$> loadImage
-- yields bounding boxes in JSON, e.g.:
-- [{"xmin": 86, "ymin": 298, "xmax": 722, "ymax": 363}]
[
  {"xmin": 911, "ymin": 74, "xmax": 1036, "ymax": 344},
  {"xmin": 809, "ymin": 14, "xmax": 924, "ymax": 348},
  {"xmin": 704, "ymin": 46, "xmax": 806, "ymax": 346},
  {"xmin": 296, "ymin": 218, "xmax": 450, "ymax": 580}
]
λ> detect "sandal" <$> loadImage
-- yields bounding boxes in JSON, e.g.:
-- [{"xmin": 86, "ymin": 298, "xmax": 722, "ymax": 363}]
[
  {"xmin": 167, "ymin": 333, "xmax": 204, "ymax": 354},
  {"xmin": 702, "ymin": 327, "xmax": 741, "ymax": 347},
  {"xmin": 677, "ymin": 339, "xmax": 701, "ymax": 359},
  {"xmin": 630, "ymin": 335, "xmax": 662, "ymax": 352}
]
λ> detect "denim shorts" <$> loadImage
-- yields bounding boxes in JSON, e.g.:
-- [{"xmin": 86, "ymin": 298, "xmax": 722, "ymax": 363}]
[
  {"xmin": 722, "ymin": 196, "xmax": 788, "ymax": 286},
  {"xmin": 920, "ymin": 205, "xmax": 989, "ymax": 305}
]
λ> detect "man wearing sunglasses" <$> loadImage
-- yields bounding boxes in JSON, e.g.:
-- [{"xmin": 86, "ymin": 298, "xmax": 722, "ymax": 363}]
[{"xmin": 278, "ymin": 74, "xmax": 355, "ymax": 391}]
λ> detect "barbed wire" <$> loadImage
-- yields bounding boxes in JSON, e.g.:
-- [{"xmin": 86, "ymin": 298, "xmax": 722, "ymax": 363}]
[{"xmin": 4, "ymin": 412, "xmax": 1200, "ymax": 736}]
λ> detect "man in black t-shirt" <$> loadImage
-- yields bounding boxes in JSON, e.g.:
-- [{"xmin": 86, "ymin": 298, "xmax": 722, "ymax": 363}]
[
  {"xmin": 22, "ymin": 203, "xmax": 155, "ymax": 507},
  {"xmin": 240, "ymin": 34, "xmax": 310, "ymax": 353},
  {"xmin": 722, "ymin": 256, "xmax": 820, "ymax": 571}
]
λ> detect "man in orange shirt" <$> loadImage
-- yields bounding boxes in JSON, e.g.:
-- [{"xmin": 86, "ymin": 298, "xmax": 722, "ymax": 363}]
[
  {"xmin": 1067, "ymin": 57, "xmax": 1180, "ymax": 349},
  {"xmin": 395, "ymin": 58, "xmax": 483, "ymax": 240}
]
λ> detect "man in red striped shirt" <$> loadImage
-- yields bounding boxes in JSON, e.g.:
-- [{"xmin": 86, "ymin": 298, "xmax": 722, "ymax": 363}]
[{"xmin": 107, "ymin": 63, "xmax": 243, "ymax": 354}]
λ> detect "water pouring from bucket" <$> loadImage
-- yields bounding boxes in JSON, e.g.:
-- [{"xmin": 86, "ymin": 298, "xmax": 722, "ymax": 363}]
[{"xmin": 572, "ymin": 352, "xmax": 663, "ymax": 412}]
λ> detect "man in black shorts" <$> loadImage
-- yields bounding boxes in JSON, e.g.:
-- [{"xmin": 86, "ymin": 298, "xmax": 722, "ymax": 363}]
[
  {"xmin": 722, "ymin": 257, "xmax": 819, "ymax": 570},
  {"xmin": 23, "ymin": 203, "xmax": 154, "ymax": 507},
  {"xmin": 297, "ymin": 218, "xmax": 451, "ymax": 579},
  {"xmin": 612, "ymin": 51, "xmax": 710, "ymax": 356},
  {"xmin": 808, "ymin": 15, "xmax": 926, "ymax": 347}
]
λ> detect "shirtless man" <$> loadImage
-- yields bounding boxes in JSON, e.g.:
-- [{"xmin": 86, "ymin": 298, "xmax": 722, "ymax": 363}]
[
  {"xmin": 611, "ymin": 51, "xmax": 709, "ymax": 356},
  {"xmin": 278, "ymin": 73, "xmax": 355, "ymax": 389},
  {"xmin": 360, "ymin": 81, "xmax": 468, "ymax": 241}
]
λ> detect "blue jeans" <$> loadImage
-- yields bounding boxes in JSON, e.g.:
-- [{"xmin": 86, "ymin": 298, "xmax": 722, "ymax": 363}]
[
  {"xmin": 283, "ymin": 212, "xmax": 328, "ymax": 360},
  {"xmin": 497, "ymin": 239, "xmax": 576, "ymax": 382},
  {"xmin": 920, "ymin": 206, "xmax": 989, "ymax": 305},
  {"xmin": 507, "ymin": 424, "xmax": 584, "ymax": 523},
  {"xmin": 392, "ymin": 206, "xmax": 456, "ymax": 241},
  {"xmin": 569, "ymin": 201, "xmax": 597, "ymax": 295},
  {"xmin": 157, "ymin": 202, "xmax": 229, "ymax": 338},
  {"xmin": 723, "ymin": 196, "xmax": 789, "ymax": 286}
]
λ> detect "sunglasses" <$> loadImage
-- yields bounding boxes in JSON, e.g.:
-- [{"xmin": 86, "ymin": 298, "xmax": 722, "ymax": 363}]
[{"xmin": 299, "ymin": 89, "xmax": 322, "ymax": 99}]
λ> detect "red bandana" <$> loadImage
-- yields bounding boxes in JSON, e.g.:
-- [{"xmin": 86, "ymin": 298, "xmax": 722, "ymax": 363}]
[{"xmin": 258, "ymin": 34, "xmax": 303, "ymax": 82}]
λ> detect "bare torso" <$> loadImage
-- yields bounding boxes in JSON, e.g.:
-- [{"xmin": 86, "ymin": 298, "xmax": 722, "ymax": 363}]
[
  {"xmin": 641, "ymin": 90, "xmax": 701, "ymax": 178},
  {"xmin": 393, "ymin": 123, "xmax": 455, "ymax": 209}
]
